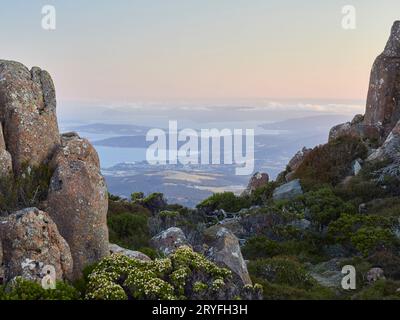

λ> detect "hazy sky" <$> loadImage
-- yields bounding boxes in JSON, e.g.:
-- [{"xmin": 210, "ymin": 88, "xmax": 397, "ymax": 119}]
[{"xmin": 1, "ymin": 0, "xmax": 399, "ymax": 104}]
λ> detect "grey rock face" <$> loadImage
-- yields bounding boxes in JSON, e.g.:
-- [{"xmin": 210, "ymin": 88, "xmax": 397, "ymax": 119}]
[
  {"xmin": 0, "ymin": 60, "xmax": 60, "ymax": 174},
  {"xmin": 273, "ymin": 179, "xmax": 303, "ymax": 201},
  {"xmin": 109, "ymin": 244, "xmax": 151, "ymax": 262},
  {"xmin": 151, "ymin": 227, "xmax": 190, "ymax": 256},
  {"xmin": 204, "ymin": 226, "xmax": 252, "ymax": 286}
]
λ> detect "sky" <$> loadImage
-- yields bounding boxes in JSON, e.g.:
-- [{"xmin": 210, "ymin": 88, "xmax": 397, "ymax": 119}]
[{"xmin": 0, "ymin": 0, "xmax": 399, "ymax": 106}]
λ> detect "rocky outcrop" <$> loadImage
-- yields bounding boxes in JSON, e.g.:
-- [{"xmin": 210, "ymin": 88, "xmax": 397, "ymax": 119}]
[
  {"xmin": 368, "ymin": 120, "xmax": 400, "ymax": 162},
  {"xmin": 242, "ymin": 172, "xmax": 269, "ymax": 196},
  {"xmin": 0, "ymin": 60, "xmax": 109, "ymax": 283},
  {"xmin": 46, "ymin": 132, "xmax": 109, "ymax": 280},
  {"xmin": 0, "ymin": 124, "xmax": 12, "ymax": 177},
  {"xmin": 150, "ymin": 227, "xmax": 190, "ymax": 256},
  {"xmin": 364, "ymin": 22, "xmax": 400, "ymax": 138},
  {"xmin": 273, "ymin": 179, "xmax": 303, "ymax": 201},
  {"xmin": 0, "ymin": 61, "xmax": 60, "ymax": 173},
  {"xmin": 0, "ymin": 208, "xmax": 73, "ymax": 282},
  {"xmin": 284, "ymin": 147, "xmax": 312, "ymax": 181},
  {"xmin": 109, "ymin": 244, "xmax": 151, "ymax": 262},
  {"xmin": 329, "ymin": 21, "xmax": 400, "ymax": 143},
  {"xmin": 204, "ymin": 226, "xmax": 252, "ymax": 286}
]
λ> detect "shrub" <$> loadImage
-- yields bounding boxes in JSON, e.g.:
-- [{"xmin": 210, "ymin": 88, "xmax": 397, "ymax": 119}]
[
  {"xmin": 248, "ymin": 256, "xmax": 316, "ymax": 289},
  {"xmin": 328, "ymin": 213, "xmax": 397, "ymax": 256},
  {"xmin": 352, "ymin": 279, "xmax": 400, "ymax": 300},
  {"xmin": 0, "ymin": 163, "xmax": 53, "ymax": 214},
  {"xmin": 0, "ymin": 278, "xmax": 79, "ymax": 300},
  {"xmin": 85, "ymin": 247, "xmax": 240, "ymax": 300},
  {"xmin": 298, "ymin": 187, "xmax": 355, "ymax": 230},
  {"xmin": 249, "ymin": 182, "xmax": 278, "ymax": 205},
  {"xmin": 294, "ymin": 136, "xmax": 368, "ymax": 190},
  {"xmin": 197, "ymin": 192, "xmax": 251, "ymax": 213},
  {"xmin": 131, "ymin": 192, "xmax": 144, "ymax": 202},
  {"xmin": 108, "ymin": 212, "xmax": 151, "ymax": 251}
]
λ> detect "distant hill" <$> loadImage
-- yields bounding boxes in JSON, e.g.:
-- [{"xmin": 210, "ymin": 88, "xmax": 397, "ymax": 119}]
[{"xmin": 259, "ymin": 115, "xmax": 352, "ymax": 132}]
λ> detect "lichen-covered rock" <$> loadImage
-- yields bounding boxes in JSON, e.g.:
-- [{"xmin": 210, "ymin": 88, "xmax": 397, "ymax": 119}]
[
  {"xmin": 204, "ymin": 226, "xmax": 252, "ymax": 286},
  {"xmin": 46, "ymin": 132, "xmax": 109, "ymax": 280},
  {"xmin": 0, "ymin": 208, "xmax": 73, "ymax": 282},
  {"xmin": 273, "ymin": 179, "xmax": 303, "ymax": 201},
  {"xmin": 367, "ymin": 268, "xmax": 385, "ymax": 283},
  {"xmin": 109, "ymin": 244, "xmax": 151, "ymax": 262},
  {"xmin": 242, "ymin": 172, "xmax": 269, "ymax": 196},
  {"xmin": 0, "ymin": 61, "xmax": 60, "ymax": 173},
  {"xmin": 151, "ymin": 227, "xmax": 190, "ymax": 256},
  {"xmin": 0, "ymin": 123, "xmax": 12, "ymax": 177}
]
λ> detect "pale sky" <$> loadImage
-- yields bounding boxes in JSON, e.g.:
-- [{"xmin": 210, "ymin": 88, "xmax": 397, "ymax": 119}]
[{"xmin": 1, "ymin": 0, "xmax": 399, "ymax": 104}]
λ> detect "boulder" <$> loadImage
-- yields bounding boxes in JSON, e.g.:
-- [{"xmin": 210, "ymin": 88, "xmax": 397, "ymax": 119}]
[
  {"xmin": 309, "ymin": 259, "xmax": 346, "ymax": 288},
  {"xmin": 0, "ymin": 208, "xmax": 73, "ymax": 282},
  {"xmin": 0, "ymin": 61, "xmax": 60, "ymax": 173},
  {"xmin": 204, "ymin": 226, "xmax": 252, "ymax": 286},
  {"xmin": 367, "ymin": 267, "xmax": 385, "ymax": 283},
  {"xmin": 273, "ymin": 179, "xmax": 303, "ymax": 201},
  {"xmin": 150, "ymin": 227, "xmax": 190, "ymax": 256},
  {"xmin": 0, "ymin": 124, "xmax": 12, "ymax": 177},
  {"xmin": 352, "ymin": 158, "xmax": 363, "ymax": 175},
  {"xmin": 109, "ymin": 244, "xmax": 151, "ymax": 262},
  {"xmin": 242, "ymin": 172, "xmax": 269, "ymax": 196},
  {"xmin": 46, "ymin": 133, "xmax": 109, "ymax": 280}
]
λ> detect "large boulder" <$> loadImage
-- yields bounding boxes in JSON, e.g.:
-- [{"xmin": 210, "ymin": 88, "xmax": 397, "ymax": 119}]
[
  {"xmin": 46, "ymin": 132, "xmax": 109, "ymax": 280},
  {"xmin": 0, "ymin": 208, "xmax": 73, "ymax": 282},
  {"xmin": 150, "ymin": 227, "xmax": 190, "ymax": 256},
  {"xmin": 0, "ymin": 61, "xmax": 60, "ymax": 173},
  {"xmin": 242, "ymin": 172, "xmax": 269, "ymax": 196},
  {"xmin": 273, "ymin": 179, "xmax": 303, "ymax": 201},
  {"xmin": 0, "ymin": 124, "xmax": 12, "ymax": 177},
  {"xmin": 204, "ymin": 226, "xmax": 252, "ymax": 286}
]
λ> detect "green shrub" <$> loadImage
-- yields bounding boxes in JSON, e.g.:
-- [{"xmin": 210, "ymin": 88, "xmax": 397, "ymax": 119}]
[
  {"xmin": 131, "ymin": 192, "xmax": 144, "ymax": 202},
  {"xmin": 0, "ymin": 163, "xmax": 53, "ymax": 214},
  {"xmin": 0, "ymin": 278, "xmax": 79, "ymax": 300},
  {"xmin": 352, "ymin": 279, "xmax": 400, "ymax": 300},
  {"xmin": 299, "ymin": 187, "xmax": 355, "ymax": 230},
  {"xmin": 254, "ymin": 278, "xmax": 336, "ymax": 300},
  {"xmin": 85, "ymin": 247, "xmax": 236, "ymax": 300},
  {"xmin": 108, "ymin": 212, "xmax": 151, "ymax": 251},
  {"xmin": 249, "ymin": 182, "xmax": 277, "ymax": 205},
  {"xmin": 248, "ymin": 256, "xmax": 316, "ymax": 289},
  {"xmin": 197, "ymin": 192, "xmax": 251, "ymax": 213},
  {"xmin": 328, "ymin": 213, "xmax": 397, "ymax": 256}
]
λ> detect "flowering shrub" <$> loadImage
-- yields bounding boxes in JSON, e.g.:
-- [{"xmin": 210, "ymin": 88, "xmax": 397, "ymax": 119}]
[{"xmin": 85, "ymin": 246, "xmax": 234, "ymax": 300}]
